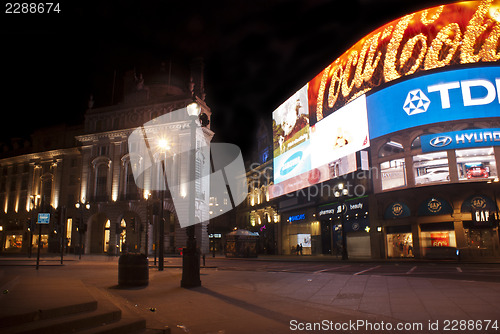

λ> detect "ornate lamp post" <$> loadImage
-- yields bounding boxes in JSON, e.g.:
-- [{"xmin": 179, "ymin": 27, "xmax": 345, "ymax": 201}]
[
  {"xmin": 181, "ymin": 99, "xmax": 202, "ymax": 288},
  {"xmin": 75, "ymin": 201, "xmax": 90, "ymax": 260},
  {"xmin": 334, "ymin": 183, "xmax": 349, "ymax": 261}
]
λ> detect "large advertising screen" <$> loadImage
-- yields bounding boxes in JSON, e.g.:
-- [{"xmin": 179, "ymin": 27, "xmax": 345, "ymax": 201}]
[
  {"xmin": 271, "ymin": 0, "xmax": 500, "ymax": 198},
  {"xmin": 271, "ymin": 93, "xmax": 369, "ymax": 198}
]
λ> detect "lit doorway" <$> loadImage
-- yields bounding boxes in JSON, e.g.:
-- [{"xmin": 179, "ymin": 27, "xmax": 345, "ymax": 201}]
[
  {"xmin": 119, "ymin": 219, "xmax": 127, "ymax": 253},
  {"xmin": 104, "ymin": 220, "xmax": 110, "ymax": 252}
]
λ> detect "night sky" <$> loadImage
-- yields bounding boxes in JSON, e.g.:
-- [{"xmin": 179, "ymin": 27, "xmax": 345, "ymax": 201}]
[{"xmin": 1, "ymin": 0, "xmax": 453, "ymax": 160}]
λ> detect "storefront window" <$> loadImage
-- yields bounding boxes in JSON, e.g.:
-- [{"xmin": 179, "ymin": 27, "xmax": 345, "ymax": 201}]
[
  {"xmin": 380, "ymin": 159, "xmax": 406, "ymax": 190},
  {"xmin": 5, "ymin": 234, "xmax": 23, "ymax": 249},
  {"xmin": 32, "ymin": 234, "xmax": 49, "ymax": 248},
  {"xmin": 283, "ymin": 220, "xmax": 321, "ymax": 255},
  {"xmin": 463, "ymin": 228, "xmax": 497, "ymax": 257},
  {"xmin": 456, "ymin": 147, "xmax": 497, "ymax": 181},
  {"xmin": 413, "ymin": 151, "xmax": 449, "ymax": 185},
  {"xmin": 386, "ymin": 233, "xmax": 413, "ymax": 258}
]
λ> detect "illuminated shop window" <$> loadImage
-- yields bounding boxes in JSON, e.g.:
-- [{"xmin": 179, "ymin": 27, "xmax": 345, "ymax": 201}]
[
  {"xmin": 456, "ymin": 147, "xmax": 497, "ymax": 181},
  {"xmin": 386, "ymin": 233, "xmax": 414, "ymax": 258},
  {"xmin": 421, "ymin": 231, "xmax": 456, "ymax": 248},
  {"xmin": 5, "ymin": 234, "xmax": 23, "ymax": 249},
  {"xmin": 413, "ymin": 151, "xmax": 449, "ymax": 185},
  {"xmin": 380, "ymin": 159, "xmax": 406, "ymax": 190},
  {"xmin": 32, "ymin": 234, "xmax": 48, "ymax": 248},
  {"xmin": 464, "ymin": 228, "xmax": 496, "ymax": 257},
  {"xmin": 66, "ymin": 218, "xmax": 72, "ymax": 245},
  {"xmin": 104, "ymin": 220, "xmax": 110, "ymax": 252},
  {"xmin": 378, "ymin": 141, "xmax": 404, "ymax": 158}
]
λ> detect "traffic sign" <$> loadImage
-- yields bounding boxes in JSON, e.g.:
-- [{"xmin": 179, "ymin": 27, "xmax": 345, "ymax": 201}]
[{"xmin": 37, "ymin": 213, "xmax": 50, "ymax": 224}]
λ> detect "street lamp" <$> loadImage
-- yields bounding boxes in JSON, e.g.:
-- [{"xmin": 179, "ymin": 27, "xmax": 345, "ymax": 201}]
[
  {"xmin": 75, "ymin": 201, "xmax": 90, "ymax": 260},
  {"xmin": 181, "ymin": 99, "xmax": 202, "ymax": 288},
  {"xmin": 334, "ymin": 183, "xmax": 349, "ymax": 260}
]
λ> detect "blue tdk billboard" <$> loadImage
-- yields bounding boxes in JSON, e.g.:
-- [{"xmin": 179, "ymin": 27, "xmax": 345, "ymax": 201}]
[{"xmin": 366, "ymin": 66, "xmax": 500, "ymax": 139}]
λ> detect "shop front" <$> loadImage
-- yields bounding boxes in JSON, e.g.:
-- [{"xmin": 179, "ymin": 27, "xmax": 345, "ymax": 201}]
[
  {"xmin": 318, "ymin": 196, "xmax": 371, "ymax": 258},
  {"xmin": 281, "ymin": 208, "xmax": 321, "ymax": 255},
  {"xmin": 460, "ymin": 195, "xmax": 500, "ymax": 258}
]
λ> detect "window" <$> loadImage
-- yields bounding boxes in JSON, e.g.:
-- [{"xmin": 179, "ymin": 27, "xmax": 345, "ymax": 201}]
[
  {"xmin": 95, "ymin": 164, "xmax": 108, "ymax": 200},
  {"xmin": 411, "ymin": 136, "xmax": 421, "ymax": 149},
  {"xmin": 456, "ymin": 147, "xmax": 497, "ymax": 181},
  {"xmin": 380, "ymin": 159, "xmax": 406, "ymax": 190},
  {"xmin": 125, "ymin": 162, "xmax": 139, "ymax": 200},
  {"xmin": 98, "ymin": 145, "xmax": 108, "ymax": 156},
  {"xmin": 413, "ymin": 151, "xmax": 449, "ymax": 185},
  {"xmin": 378, "ymin": 141, "xmax": 403, "ymax": 158},
  {"xmin": 104, "ymin": 220, "xmax": 111, "ymax": 252},
  {"xmin": 66, "ymin": 218, "xmax": 72, "ymax": 245}
]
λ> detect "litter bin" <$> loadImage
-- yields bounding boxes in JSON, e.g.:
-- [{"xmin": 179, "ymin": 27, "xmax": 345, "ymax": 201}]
[{"xmin": 118, "ymin": 253, "xmax": 149, "ymax": 287}]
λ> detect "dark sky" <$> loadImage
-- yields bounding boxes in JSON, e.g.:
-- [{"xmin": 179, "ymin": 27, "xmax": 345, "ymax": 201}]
[{"xmin": 1, "ymin": 0, "xmax": 453, "ymax": 159}]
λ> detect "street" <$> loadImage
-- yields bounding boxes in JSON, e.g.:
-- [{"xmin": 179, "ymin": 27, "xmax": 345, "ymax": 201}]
[{"xmin": 1, "ymin": 255, "xmax": 500, "ymax": 333}]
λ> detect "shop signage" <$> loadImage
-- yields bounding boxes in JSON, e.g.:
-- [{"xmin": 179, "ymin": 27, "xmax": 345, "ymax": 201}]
[
  {"xmin": 472, "ymin": 209, "xmax": 491, "ymax": 224},
  {"xmin": 318, "ymin": 196, "xmax": 368, "ymax": 220},
  {"xmin": 37, "ymin": 213, "xmax": 50, "ymax": 224},
  {"xmin": 384, "ymin": 202, "xmax": 411, "ymax": 219},
  {"xmin": 430, "ymin": 232, "xmax": 449, "ymax": 247},
  {"xmin": 421, "ymin": 128, "xmax": 500, "ymax": 152},
  {"xmin": 288, "ymin": 214, "xmax": 306, "ymax": 223},
  {"xmin": 417, "ymin": 197, "xmax": 453, "ymax": 216},
  {"xmin": 366, "ymin": 66, "xmax": 500, "ymax": 139},
  {"xmin": 461, "ymin": 194, "xmax": 498, "ymax": 213}
]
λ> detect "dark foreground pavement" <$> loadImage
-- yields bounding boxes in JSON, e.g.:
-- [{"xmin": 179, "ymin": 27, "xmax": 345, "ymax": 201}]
[{"xmin": 1, "ymin": 255, "xmax": 500, "ymax": 334}]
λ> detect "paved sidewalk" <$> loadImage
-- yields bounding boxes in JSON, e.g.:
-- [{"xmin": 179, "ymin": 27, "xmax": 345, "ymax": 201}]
[{"xmin": 1, "ymin": 256, "xmax": 500, "ymax": 333}]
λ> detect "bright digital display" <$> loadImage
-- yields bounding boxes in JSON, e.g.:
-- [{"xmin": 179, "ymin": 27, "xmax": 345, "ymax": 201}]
[
  {"xmin": 271, "ymin": 0, "xmax": 500, "ymax": 198},
  {"xmin": 366, "ymin": 66, "xmax": 500, "ymax": 139},
  {"xmin": 272, "ymin": 87, "xmax": 368, "ymax": 197}
]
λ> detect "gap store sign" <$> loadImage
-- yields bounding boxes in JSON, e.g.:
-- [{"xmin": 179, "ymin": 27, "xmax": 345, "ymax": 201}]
[
  {"xmin": 366, "ymin": 66, "xmax": 500, "ymax": 139},
  {"xmin": 421, "ymin": 128, "xmax": 500, "ymax": 152}
]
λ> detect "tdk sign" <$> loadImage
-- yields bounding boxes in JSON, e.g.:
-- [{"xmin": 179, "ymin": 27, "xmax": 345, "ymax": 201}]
[
  {"xmin": 403, "ymin": 89, "xmax": 430, "ymax": 115},
  {"xmin": 422, "ymin": 129, "xmax": 500, "ymax": 152},
  {"xmin": 427, "ymin": 78, "xmax": 499, "ymax": 110},
  {"xmin": 366, "ymin": 66, "xmax": 500, "ymax": 139}
]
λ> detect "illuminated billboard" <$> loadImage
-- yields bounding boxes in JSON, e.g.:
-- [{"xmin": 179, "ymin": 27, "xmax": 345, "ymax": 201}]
[
  {"xmin": 271, "ymin": 0, "xmax": 500, "ymax": 198},
  {"xmin": 366, "ymin": 66, "xmax": 500, "ymax": 139}
]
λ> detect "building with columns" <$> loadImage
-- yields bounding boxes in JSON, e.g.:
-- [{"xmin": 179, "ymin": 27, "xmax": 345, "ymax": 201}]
[{"xmin": 0, "ymin": 60, "xmax": 213, "ymax": 256}]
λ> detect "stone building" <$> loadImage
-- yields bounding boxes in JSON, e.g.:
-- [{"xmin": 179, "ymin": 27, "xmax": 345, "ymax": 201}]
[{"xmin": 0, "ymin": 59, "xmax": 213, "ymax": 256}]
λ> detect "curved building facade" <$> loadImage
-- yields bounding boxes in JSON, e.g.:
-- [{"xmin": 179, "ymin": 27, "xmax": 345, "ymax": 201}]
[{"xmin": 269, "ymin": 0, "xmax": 500, "ymax": 259}]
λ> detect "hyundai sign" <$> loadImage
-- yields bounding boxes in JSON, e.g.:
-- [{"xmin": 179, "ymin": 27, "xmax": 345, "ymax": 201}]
[
  {"xmin": 366, "ymin": 66, "xmax": 500, "ymax": 139},
  {"xmin": 421, "ymin": 128, "xmax": 500, "ymax": 152}
]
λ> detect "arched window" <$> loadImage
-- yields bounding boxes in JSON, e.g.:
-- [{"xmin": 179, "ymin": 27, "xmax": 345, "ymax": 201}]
[
  {"xmin": 119, "ymin": 219, "xmax": 127, "ymax": 253},
  {"xmin": 411, "ymin": 136, "xmax": 421, "ymax": 149},
  {"xmin": 378, "ymin": 141, "xmax": 404, "ymax": 158}
]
